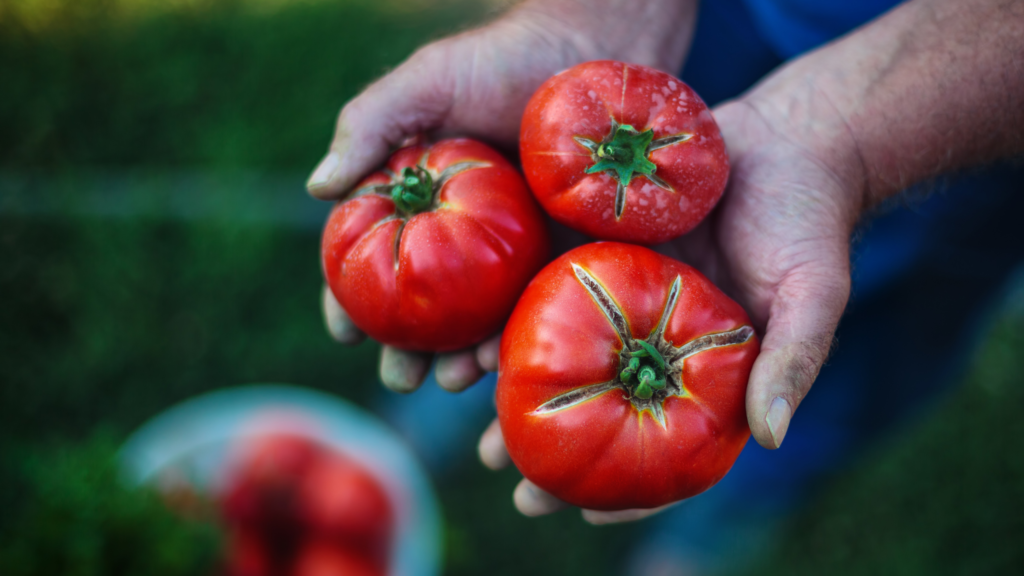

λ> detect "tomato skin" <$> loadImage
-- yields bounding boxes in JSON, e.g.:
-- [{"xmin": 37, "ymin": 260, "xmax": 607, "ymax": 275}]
[
  {"xmin": 222, "ymin": 527, "xmax": 275, "ymax": 576},
  {"xmin": 520, "ymin": 61, "xmax": 729, "ymax": 245},
  {"xmin": 322, "ymin": 139, "xmax": 550, "ymax": 352},
  {"xmin": 220, "ymin": 434, "xmax": 395, "ymax": 574},
  {"xmin": 496, "ymin": 243, "xmax": 758, "ymax": 511},
  {"xmin": 221, "ymin": 435, "xmax": 323, "ymax": 531},
  {"xmin": 289, "ymin": 540, "xmax": 384, "ymax": 576},
  {"xmin": 297, "ymin": 453, "xmax": 393, "ymax": 569}
]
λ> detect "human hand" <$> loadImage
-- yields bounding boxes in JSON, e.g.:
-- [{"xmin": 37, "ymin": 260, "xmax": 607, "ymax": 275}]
[
  {"xmin": 310, "ymin": 0, "xmax": 697, "ymax": 394},
  {"xmin": 480, "ymin": 66, "xmax": 867, "ymax": 523},
  {"xmin": 480, "ymin": 0, "xmax": 1024, "ymax": 526}
]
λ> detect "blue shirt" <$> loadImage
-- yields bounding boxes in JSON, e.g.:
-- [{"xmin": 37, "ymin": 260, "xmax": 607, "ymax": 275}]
[{"xmin": 743, "ymin": 0, "xmax": 902, "ymax": 58}]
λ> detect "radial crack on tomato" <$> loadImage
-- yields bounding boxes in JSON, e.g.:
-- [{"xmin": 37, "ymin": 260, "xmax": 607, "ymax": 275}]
[
  {"xmin": 391, "ymin": 220, "xmax": 406, "ymax": 271},
  {"xmin": 530, "ymin": 380, "xmax": 619, "ymax": 415},
  {"xmin": 571, "ymin": 263, "xmax": 632, "ymax": 346},
  {"xmin": 557, "ymin": 263, "xmax": 755, "ymax": 423},
  {"xmin": 667, "ymin": 325, "xmax": 756, "ymax": 367},
  {"xmin": 434, "ymin": 161, "xmax": 490, "ymax": 192},
  {"xmin": 649, "ymin": 275, "xmax": 681, "ymax": 342},
  {"xmin": 498, "ymin": 243, "xmax": 760, "ymax": 510},
  {"xmin": 648, "ymin": 133, "xmax": 693, "ymax": 152},
  {"xmin": 645, "ymin": 172, "xmax": 673, "ymax": 192},
  {"xmin": 350, "ymin": 183, "xmax": 394, "ymax": 200}
]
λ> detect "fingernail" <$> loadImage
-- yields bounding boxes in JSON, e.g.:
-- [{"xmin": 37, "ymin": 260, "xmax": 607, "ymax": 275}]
[
  {"xmin": 765, "ymin": 396, "xmax": 792, "ymax": 448},
  {"xmin": 306, "ymin": 151, "xmax": 341, "ymax": 194}
]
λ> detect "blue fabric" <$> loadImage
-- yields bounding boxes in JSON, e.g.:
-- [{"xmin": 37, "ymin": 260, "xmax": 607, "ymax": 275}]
[{"xmin": 741, "ymin": 0, "xmax": 902, "ymax": 58}]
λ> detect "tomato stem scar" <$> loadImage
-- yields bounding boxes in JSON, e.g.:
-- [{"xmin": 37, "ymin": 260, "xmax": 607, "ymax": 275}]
[
  {"xmin": 584, "ymin": 122, "xmax": 657, "ymax": 191},
  {"xmin": 620, "ymin": 340, "xmax": 667, "ymax": 399},
  {"xmin": 530, "ymin": 265, "xmax": 755, "ymax": 426},
  {"xmin": 391, "ymin": 166, "xmax": 434, "ymax": 214}
]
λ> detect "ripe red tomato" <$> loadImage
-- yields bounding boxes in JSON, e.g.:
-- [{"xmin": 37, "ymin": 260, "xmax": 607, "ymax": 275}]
[
  {"xmin": 220, "ymin": 434, "xmax": 395, "ymax": 574},
  {"xmin": 496, "ymin": 243, "xmax": 758, "ymax": 511},
  {"xmin": 221, "ymin": 435, "xmax": 323, "ymax": 530},
  {"xmin": 321, "ymin": 138, "xmax": 550, "ymax": 352},
  {"xmin": 222, "ymin": 527, "xmax": 274, "ymax": 576},
  {"xmin": 520, "ymin": 61, "xmax": 729, "ymax": 245},
  {"xmin": 297, "ymin": 452, "xmax": 393, "ymax": 569},
  {"xmin": 289, "ymin": 540, "xmax": 383, "ymax": 576}
]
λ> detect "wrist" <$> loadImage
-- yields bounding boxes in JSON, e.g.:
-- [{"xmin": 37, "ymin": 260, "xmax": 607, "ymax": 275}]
[
  {"xmin": 751, "ymin": 0, "xmax": 1024, "ymax": 210},
  {"xmin": 508, "ymin": 0, "xmax": 697, "ymax": 72},
  {"xmin": 736, "ymin": 66, "xmax": 871, "ymax": 229}
]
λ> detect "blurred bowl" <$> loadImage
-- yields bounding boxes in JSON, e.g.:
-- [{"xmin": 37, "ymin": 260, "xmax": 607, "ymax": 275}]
[{"xmin": 119, "ymin": 384, "xmax": 442, "ymax": 576}]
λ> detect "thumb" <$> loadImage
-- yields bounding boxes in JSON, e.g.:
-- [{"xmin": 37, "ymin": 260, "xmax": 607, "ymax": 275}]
[
  {"xmin": 746, "ymin": 256, "xmax": 850, "ymax": 449},
  {"xmin": 306, "ymin": 44, "xmax": 455, "ymax": 199}
]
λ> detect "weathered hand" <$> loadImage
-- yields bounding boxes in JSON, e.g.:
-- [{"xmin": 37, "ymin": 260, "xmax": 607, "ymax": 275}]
[
  {"xmin": 309, "ymin": 0, "xmax": 697, "ymax": 393},
  {"xmin": 482, "ymin": 72, "xmax": 866, "ymax": 522},
  {"xmin": 310, "ymin": 14, "xmax": 593, "ymax": 393}
]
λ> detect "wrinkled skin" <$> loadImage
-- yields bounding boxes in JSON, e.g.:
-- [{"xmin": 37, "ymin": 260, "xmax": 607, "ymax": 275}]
[
  {"xmin": 521, "ymin": 61, "xmax": 729, "ymax": 245},
  {"xmin": 321, "ymin": 139, "xmax": 549, "ymax": 352},
  {"xmin": 498, "ymin": 244, "xmax": 758, "ymax": 510}
]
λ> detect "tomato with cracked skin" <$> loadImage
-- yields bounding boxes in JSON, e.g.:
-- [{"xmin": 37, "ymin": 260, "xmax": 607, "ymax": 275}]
[
  {"xmin": 520, "ymin": 60, "xmax": 729, "ymax": 245},
  {"xmin": 496, "ymin": 243, "xmax": 758, "ymax": 511},
  {"xmin": 322, "ymin": 139, "xmax": 550, "ymax": 352}
]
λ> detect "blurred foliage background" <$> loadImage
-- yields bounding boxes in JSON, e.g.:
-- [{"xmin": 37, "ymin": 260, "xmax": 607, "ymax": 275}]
[{"xmin": 1, "ymin": 0, "xmax": 1022, "ymax": 574}]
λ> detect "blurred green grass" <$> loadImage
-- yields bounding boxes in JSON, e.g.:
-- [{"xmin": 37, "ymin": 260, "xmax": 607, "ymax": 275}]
[
  {"xmin": 1, "ymin": 1, "xmax": 1022, "ymax": 574},
  {"xmin": 0, "ymin": 0, "xmax": 489, "ymax": 170}
]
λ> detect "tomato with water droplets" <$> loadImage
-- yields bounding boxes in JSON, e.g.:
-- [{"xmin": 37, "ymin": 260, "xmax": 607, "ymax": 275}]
[{"xmin": 520, "ymin": 61, "xmax": 729, "ymax": 245}]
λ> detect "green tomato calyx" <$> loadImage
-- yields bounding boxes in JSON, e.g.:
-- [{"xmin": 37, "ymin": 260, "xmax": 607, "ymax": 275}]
[
  {"xmin": 585, "ymin": 123, "xmax": 657, "ymax": 187},
  {"xmin": 391, "ymin": 166, "xmax": 434, "ymax": 214},
  {"xmin": 620, "ymin": 340, "xmax": 667, "ymax": 400}
]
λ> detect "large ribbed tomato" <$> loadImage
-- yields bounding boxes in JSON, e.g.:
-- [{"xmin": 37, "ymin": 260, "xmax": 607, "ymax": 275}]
[
  {"xmin": 496, "ymin": 243, "xmax": 758, "ymax": 511},
  {"xmin": 520, "ymin": 61, "xmax": 729, "ymax": 245},
  {"xmin": 322, "ymin": 139, "xmax": 549, "ymax": 352}
]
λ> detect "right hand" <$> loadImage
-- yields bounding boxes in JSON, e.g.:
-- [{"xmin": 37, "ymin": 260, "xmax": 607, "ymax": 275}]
[
  {"xmin": 310, "ymin": 15, "xmax": 587, "ymax": 394},
  {"xmin": 308, "ymin": 1, "xmax": 697, "ymax": 394}
]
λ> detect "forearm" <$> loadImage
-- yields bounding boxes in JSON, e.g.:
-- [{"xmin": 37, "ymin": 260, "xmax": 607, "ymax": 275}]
[
  {"xmin": 747, "ymin": 0, "xmax": 1024, "ymax": 211},
  {"xmin": 506, "ymin": 0, "xmax": 698, "ymax": 72}
]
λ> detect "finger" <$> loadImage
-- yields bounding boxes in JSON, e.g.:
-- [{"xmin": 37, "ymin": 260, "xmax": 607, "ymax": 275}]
[
  {"xmin": 747, "ymin": 259, "xmax": 851, "ymax": 449},
  {"xmin": 379, "ymin": 346, "xmax": 432, "ymax": 394},
  {"xmin": 475, "ymin": 333, "xmax": 502, "ymax": 372},
  {"xmin": 306, "ymin": 44, "xmax": 454, "ymax": 199},
  {"xmin": 321, "ymin": 284, "xmax": 366, "ymax": 345},
  {"xmin": 581, "ymin": 502, "xmax": 676, "ymax": 525},
  {"xmin": 478, "ymin": 418, "xmax": 511, "ymax": 470},
  {"xmin": 513, "ymin": 479, "xmax": 569, "ymax": 517},
  {"xmin": 435, "ymin": 350, "xmax": 485, "ymax": 392}
]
